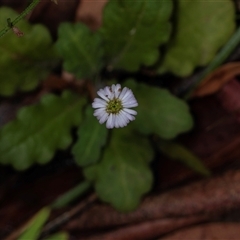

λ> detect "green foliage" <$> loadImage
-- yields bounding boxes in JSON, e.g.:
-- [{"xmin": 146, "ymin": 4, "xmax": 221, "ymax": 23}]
[
  {"xmin": 159, "ymin": 0, "xmax": 235, "ymax": 76},
  {"xmin": 158, "ymin": 140, "xmax": 210, "ymax": 176},
  {"xmin": 18, "ymin": 207, "xmax": 50, "ymax": 240},
  {"xmin": 101, "ymin": 0, "xmax": 173, "ymax": 71},
  {"xmin": 84, "ymin": 128, "xmax": 153, "ymax": 212},
  {"xmin": 17, "ymin": 207, "xmax": 68, "ymax": 240},
  {"xmin": 51, "ymin": 181, "xmax": 91, "ymax": 209},
  {"xmin": 126, "ymin": 80, "xmax": 193, "ymax": 139},
  {"xmin": 44, "ymin": 232, "xmax": 68, "ymax": 240},
  {"xmin": 55, "ymin": 22, "xmax": 104, "ymax": 79},
  {"xmin": 0, "ymin": 91, "xmax": 86, "ymax": 170},
  {"xmin": 0, "ymin": 7, "xmax": 59, "ymax": 96},
  {"xmin": 72, "ymin": 106, "xmax": 108, "ymax": 167},
  {"xmin": 0, "ymin": 0, "xmax": 220, "ymax": 214}
]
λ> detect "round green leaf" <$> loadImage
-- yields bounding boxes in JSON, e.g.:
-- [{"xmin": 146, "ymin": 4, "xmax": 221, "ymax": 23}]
[
  {"xmin": 84, "ymin": 128, "xmax": 154, "ymax": 212},
  {"xmin": 0, "ymin": 91, "xmax": 86, "ymax": 170},
  {"xmin": 101, "ymin": 0, "xmax": 173, "ymax": 71},
  {"xmin": 160, "ymin": 0, "xmax": 235, "ymax": 76},
  {"xmin": 55, "ymin": 22, "xmax": 104, "ymax": 79},
  {"xmin": 126, "ymin": 80, "xmax": 193, "ymax": 139},
  {"xmin": 72, "ymin": 106, "xmax": 108, "ymax": 167},
  {"xmin": 0, "ymin": 7, "xmax": 59, "ymax": 96}
]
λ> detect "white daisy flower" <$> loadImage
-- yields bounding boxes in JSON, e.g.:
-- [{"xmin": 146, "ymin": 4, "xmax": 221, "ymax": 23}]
[{"xmin": 92, "ymin": 84, "xmax": 138, "ymax": 129}]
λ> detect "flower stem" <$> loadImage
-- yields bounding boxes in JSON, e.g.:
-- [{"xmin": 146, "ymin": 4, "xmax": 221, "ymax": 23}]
[
  {"xmin": 184, "ymin": 25, "xmax": 240, "ymax": 100},
  {"xmin": 0, "ymin": 0, "xmax": 41, "ymax": 38}
]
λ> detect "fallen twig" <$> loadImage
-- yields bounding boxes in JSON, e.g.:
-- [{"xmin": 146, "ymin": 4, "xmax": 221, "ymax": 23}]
[
  {"xmin": 161, "ymin": 222, "xmax": 240, "ymax": 240},
  {"xmin": 3, "ymin": 193, "xmax": 97, "ymax": 240},
  {"xmin": 84, "ymin": 216, "xmax": 208, "ymax": 240},
  {"xmin": 41, "ymin": 193, "xmax": 97, "ymax": 237}
]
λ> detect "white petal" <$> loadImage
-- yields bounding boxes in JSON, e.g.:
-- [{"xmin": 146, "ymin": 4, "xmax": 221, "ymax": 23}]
[
  {"xmin": 115, "ymin": 114, "xmax": 122, "ymax": 128},
  {"xmin": 92, "ymin": 98, "xmax": 107, "ymax": 108},
  {"xmin": 94, "ymin": 98, "xmax": 107, "ymax": 104},
  {"xmin": 122, "ymin": 95, "xmax": 138, "ymax": 105},
  {"xmin": 114, "ymin": 119, "xmax": 120, "ymax": 128},
  {"xmin": 120, "ymin": 110, "xmax": 130, "ymax": 123},
  {"xmin": 92, "ymin": 102, "xmax": 105, "ymax": 108},
  {"xmin": 123, "ymin": 101, "xmax": 138, "ymax": 108},
  {"xmin": 104, "ymin": 86, "xmax": 114, "ymax": 99},
  {"xmin": 121, "ymin": 93, "xmax": 137, "ymax": 104},
  {"xmin": 93, "ymin": 108, "xmax": 106, "ymax": 118},
  {"xmin": 123, "ymin": 110, "xmax": 135, "ymax": 121},
  {"xmin": 123, "ymin": 108, "xmax": 137, "ymax": 115},
  {"xmin": 97, "ymin": 89, "xmax": 110, "ymax": 101},
  {"xmin": 114, "ymin": 84, "xmax": 122, "ymax": 98},
  {"xmin": 99, "ymin": 112, "xmax": 109, "ymax": 124},
  {"xmin": 121, "ymin": 88, "xmax": 133, "ymax": 101},
  {"xmin": 106, "ymin": 113, "xmax": 114, "ymax": 129},
  {"xmin": 111, "ymin": 84, "xmax": 116, "ymax": 93},
  {"xmin": 112, "ymin": 114, "xmax": 117, "ymax": 128},
  {"xmin": 92, "ymin": 102, "xmax": 106, "ymax": 109},
  {"xmin": 118, "ymin": 111, "xmax": 128, "ymax": 127},
  {"xmin": 103, "ymin": 86, "xmax": 110, "ymax": 94},
  {"xmin": 118, "ymin": 87, "xmax": 128, "ymax": 100}
]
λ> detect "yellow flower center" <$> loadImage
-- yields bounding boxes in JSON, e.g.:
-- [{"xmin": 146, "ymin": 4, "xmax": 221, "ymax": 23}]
[{"xmin": 106, "ymin": 98, "xmax": 123, "ymax": 114}]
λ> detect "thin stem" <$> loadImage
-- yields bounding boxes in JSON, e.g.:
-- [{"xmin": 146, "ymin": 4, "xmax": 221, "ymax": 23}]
[
  {"xmin": 184, "ymin": 25, "xmax": 240, "ymax": 99},
  {"xmin": 41, "ymin": 193, "xmax": 97, "ymax": 237},
  {"xmin": 0, "ymin": 0, "xmax": 41, "ymax": 38},
  {"xmin": 3, "ymin": 181, "xmax": 92, "ymax": 240},
  {"xmin": 51, "ymin": 180, "xmax": 91, "ymax": 209}
]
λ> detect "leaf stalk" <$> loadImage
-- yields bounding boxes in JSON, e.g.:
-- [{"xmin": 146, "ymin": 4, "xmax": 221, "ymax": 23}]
[{"xmin": 0, "ymin": 0, "xmax": 41, "ymax": 38}]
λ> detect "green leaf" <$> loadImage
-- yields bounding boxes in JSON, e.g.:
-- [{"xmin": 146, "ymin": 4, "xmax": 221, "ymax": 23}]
[
  {"xmin": 126, "ymin": 80, "xmax": 193, "ymax": 139},
  {"xmin": 55, "ymin": 22, "xmax": 104, "ymax": 79},
  {"xmin": 0, "ymin": 7, "xmax": 59, "ymax": 96},
  {"xmin": 84, "ymin": 128, "xmax": 153, "ymax": 212},
  {"xmin": 51, "ymin": 181, "xmax": 91, "ymax": 209},
  {"xmin": 159, "ymin": 0, "xmax": 235, "ymax": 76},
  {"xmin": 72, "ymin": 106, "xmax": 108, "ymax": 167},
  {"xmin": 44, "ymin": 232, "xmax": 68, "ymax": 240},
  {"xmin": 0, "ymin": 91, "xmax": 86, "ymax": 170},
  {"xmin": 18, "ymin": 207, "xmax": 50, "ymax": 240},
  {"xmin": 158, "ymin": 140, "xmax": 210, "ymax": 176},
  {"xmin": 101, "ymin": 0, "xmax": 173, "ymax": 71}
]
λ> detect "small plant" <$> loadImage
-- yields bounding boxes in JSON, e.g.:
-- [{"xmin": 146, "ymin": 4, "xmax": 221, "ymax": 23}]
[{"xmin": 0, "ymin": 0, "xmax": 236, "ymax": 212}]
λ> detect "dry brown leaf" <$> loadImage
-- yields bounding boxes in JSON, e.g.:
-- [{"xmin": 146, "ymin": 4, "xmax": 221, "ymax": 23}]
[
  {"xmin": 51, "ymin": 0, "xmax": 58, "ymax": 4},
  {"xmin": 217, "ymin": 79, "xmax": 240, "ymax": 111},
  {"xmin": 75, "ymin": 0, "xmax": 108, "ymax": 30},
  {"xmin": 65, "ymin": 170, "xmax": 240, "ymax": 232},
  {"xmin": 42, "ymin": 74, "xmax": 70, "ymax": 91},
  {"xmin": 193, "ymin": 62, "xmax": 240, "ymax": 97},
  {"xmin": 83, "ymin": 216, "xmax": 207, "ymax": 240},
  {"xmin": 161, "ymin": 223, "xmax": 240, "ymax": 240}
]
